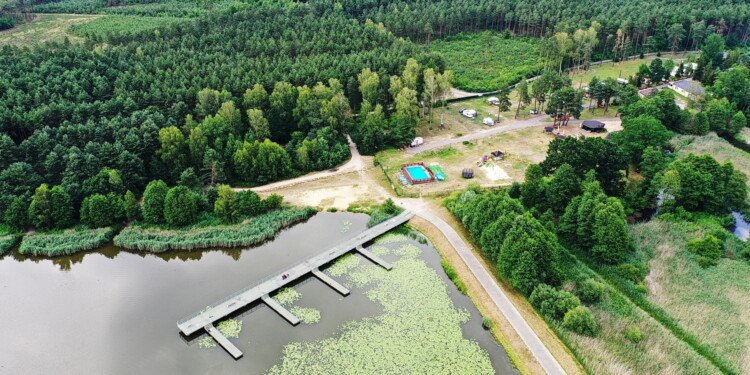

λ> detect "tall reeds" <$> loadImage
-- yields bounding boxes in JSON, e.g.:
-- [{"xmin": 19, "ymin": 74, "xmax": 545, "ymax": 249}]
[
  {"xmin": 19, "ymin": 227, "xmax": 118, "ymax": 256},
  {"xmin": 114, "ymin": 207, "xmax": 316, "ymax": 252}
]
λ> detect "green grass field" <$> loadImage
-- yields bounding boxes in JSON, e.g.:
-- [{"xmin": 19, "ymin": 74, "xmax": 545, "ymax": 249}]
[
  {"xmin": 550, "ymin": 248, "xmax": 722, "ymax": 375},
  {"xmin": 431, "ymin": 32, "xmax": 542, "ymax": 92},
  {"xmin": 0, "ymin": 13, "xmax": 101, "ymax": 46}
]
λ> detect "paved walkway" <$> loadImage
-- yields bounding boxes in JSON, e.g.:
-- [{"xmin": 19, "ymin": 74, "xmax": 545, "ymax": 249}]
[{"xmin": 400, "ymin": 199, "xmax": 566, "ymax": 375}]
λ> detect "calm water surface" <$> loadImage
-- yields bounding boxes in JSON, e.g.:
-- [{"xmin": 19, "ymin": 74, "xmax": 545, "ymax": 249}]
[{"xmin": 0, "ymin": 212, "xmax": 517, "ymax": 374}]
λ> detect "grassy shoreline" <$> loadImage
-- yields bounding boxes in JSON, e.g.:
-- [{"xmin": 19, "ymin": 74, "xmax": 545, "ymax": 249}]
[
  {"xmin": 114, "ymin": 207, "xmax": 317, "ymax": 252},
  {"xmin": 19, "ymin": 226, "xmax": 118, "ymax": 257},
  {"xmin": 0, "ymin": 235, "xmax": 19, "ymax": 256}
]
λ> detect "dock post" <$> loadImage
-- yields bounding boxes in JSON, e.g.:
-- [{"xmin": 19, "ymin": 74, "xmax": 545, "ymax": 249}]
[
  {"xmin": 356, "ymin": 245, "xmax": 393, "ymax": 270},
  {"xmin": 261, "ymin": 294, "xmax": 300, "ymax": 325},
  {"xmin": 312, "ymin": 268, "xmax": 350, "ymax": 296},
  {"xmin": 205, "ymin": 324, "xmax": 243, "ymax": 359}
]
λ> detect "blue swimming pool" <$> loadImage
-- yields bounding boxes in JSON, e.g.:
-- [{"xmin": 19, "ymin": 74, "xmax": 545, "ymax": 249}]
[{"xmin": 406, "ymin": 166, "xmax": 430, "ymax": 180}]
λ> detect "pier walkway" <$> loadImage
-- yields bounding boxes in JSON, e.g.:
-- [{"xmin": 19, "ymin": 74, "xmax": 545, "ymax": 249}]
[{"xmin": 177, "ymin": 210, "xmax": 414, "ymax": 357}]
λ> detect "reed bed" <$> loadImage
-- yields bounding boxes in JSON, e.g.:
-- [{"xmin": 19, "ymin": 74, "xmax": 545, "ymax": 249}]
[
  {"xmin": 113, "ymin": 207, "xmax": 316, "ymax": 252},
  {"xmin": 0, "ymin": 235, "xmax": 19, "ymax": 255},
  {"xmin": 19, "ymin": 227, "xmax": 117, "ymax": 256}
]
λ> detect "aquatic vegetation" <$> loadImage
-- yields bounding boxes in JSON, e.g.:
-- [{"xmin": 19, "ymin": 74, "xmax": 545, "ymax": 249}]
[
  {"xmin": 114, "ymin": 207, "xmax": 316, "ymax": 252},
  {"xmin": 327, "ymin": 253, "xmax": 361, "ymax": 277},
  {"xmin": 217, "ymin": 319, "xmax": 242, "ymax": 338},
  {"xmin": 394, "ymin": 243, "xmax": 421, "ymax": 259},
  {"xmin": 19, "ymin": 226, "xmax": 117, "ymax": 256},
  {"xmin": 374, "ymin": 233, "xmax": 410, "ymax": 244},
  {"xmin": 341, "ymin": 220, "xmax": 352, "ymax": 233},
  {"xmin": 266, "ymin": 253, "xmax": 494, "ymax": 374},
  {"xmin": 197, "ymin": 318, "xmax": 242, "ymax": 349},
  {"xmin": 273, "ymin": 287, "xmax": 301, "ymax": 307},
  {"xmin": 290, "ymin": 306, "xmax": 321, "ymax": 324},
  {"xmin": 0, "ymin": 235, "xmax": 19, "ymax": 255},
  {"xmin": 197, "ymin": 336, "xmax": 217, "ymax": 349},
  {"xmin": 370, "ymin": 245, "xmax": 390, "ymax": 256}
]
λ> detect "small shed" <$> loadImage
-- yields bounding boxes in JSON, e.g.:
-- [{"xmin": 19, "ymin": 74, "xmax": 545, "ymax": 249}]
[
  {"xmin": 462, "ymin": 168, "xmax": 474, "ymax": 179},
  {"xmin": 581, "ymin": 120, "xmax": 606, "ymax": 132},
  {"xmin": 483, "ymin": 117, "xmax": 495, "ymax": 126}
]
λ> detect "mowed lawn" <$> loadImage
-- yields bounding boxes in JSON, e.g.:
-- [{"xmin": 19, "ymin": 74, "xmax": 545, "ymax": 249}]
[
  {"xmin": 0, "ymin": 13, "xmax": 101, "ymax": 46},
  {"xmin": 630, "ymin": 219, "xmax": 750, "ymax": 374}
]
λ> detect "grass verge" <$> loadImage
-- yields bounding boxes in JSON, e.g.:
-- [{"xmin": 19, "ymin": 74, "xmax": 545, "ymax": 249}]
[
  {"xmin": 19, "ymin": 226, "xmax": 117, "ymax": 256},
  {"xmin": 113, "ymin": 207, "xmax": 316, "ymax": 252},
  {"xmin": 0, "ymin": 234, "xmax": 19, "ymax": 255}
]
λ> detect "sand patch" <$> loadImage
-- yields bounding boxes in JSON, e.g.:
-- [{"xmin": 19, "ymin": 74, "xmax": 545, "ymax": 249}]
[{"xmin": 480, "ymin": 163, "xmax": 510, "ymax": 181}]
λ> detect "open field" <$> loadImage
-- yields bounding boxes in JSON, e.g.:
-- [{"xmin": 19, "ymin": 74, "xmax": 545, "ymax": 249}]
[
  {"xmin": 628, "ymin": 219, "xmax": 750, "ymax": 373},
  {"xmin": 0, "ymin": 13, "xmax": 101, "ymax": 46},
  {"xmin": 569, "ymin": 54, "xmax": 696, "ymax": 88},
  {"xmin": 552, "ymin": 249, "xmax": 722, "ymax": 375},
  {"xmin": 431, "ymin": 33, "xmax": 542, "ymax": 92}
]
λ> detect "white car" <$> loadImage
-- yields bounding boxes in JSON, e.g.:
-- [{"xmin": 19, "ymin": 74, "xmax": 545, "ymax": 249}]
[{"xmin": 462, "ymin": 109, "xmax": 477, "ymax": 118}]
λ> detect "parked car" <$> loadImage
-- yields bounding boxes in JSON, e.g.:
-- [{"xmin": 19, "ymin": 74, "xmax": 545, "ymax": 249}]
[
  {"xmin": 462, "ymin": 109, "xmax": 478, "ymax": 118},
  {"xmin": 529, "ymin": 109, "xmax": 539, "ymax": 115}
]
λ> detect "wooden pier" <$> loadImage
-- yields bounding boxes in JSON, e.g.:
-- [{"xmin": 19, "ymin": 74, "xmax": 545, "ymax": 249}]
[{"xmin": 178, "ymin": 210, "xmax": 414, "ymax": 357}]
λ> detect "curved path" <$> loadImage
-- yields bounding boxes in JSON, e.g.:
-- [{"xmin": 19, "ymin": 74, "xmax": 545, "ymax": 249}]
[{"xmin": 399, "ymin": 198, "xmax": 567, "ymax": 375}]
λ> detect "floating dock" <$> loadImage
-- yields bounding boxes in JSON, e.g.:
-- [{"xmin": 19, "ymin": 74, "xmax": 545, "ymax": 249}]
[{"xmin": 177, "ymin": 210, "xmax": 414, "ymax": 357}]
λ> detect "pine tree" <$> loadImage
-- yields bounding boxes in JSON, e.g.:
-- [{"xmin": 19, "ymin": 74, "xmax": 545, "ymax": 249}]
[
  {"xmin": 499, "ymin": 212, "xmax": 562, "ymax": 295},
  {"xmin": 591, "ymin": 199, "xmax": 632, "ymax": 263}
]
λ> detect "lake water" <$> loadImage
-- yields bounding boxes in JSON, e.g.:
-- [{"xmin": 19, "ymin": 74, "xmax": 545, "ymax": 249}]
[
  {"xmin": 732, "ymin": 211, "xmax": 750, "ymax": 241},
  {"xmin": 0, "ymin": 212, "xmax": 517, "ymax": 374}
]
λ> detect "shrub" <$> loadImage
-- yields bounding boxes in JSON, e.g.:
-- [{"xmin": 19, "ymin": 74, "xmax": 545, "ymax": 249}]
[
  {"xmin": 688, "ymin": 235, "xmax": 723, "ymax": 260},
  {"xmin": 263, "ymin": 193, "xmax": 283, "ymax": 211},
  {"xmin": 563, "ymin": 306, "xmax": 597, "ymax": 336},
  {"xmin": 529, "ymin": 284, "xmax": 581, "ymax": 320},
  {"xmin": 441, "ymin": 259, "xmax": 467, "ymax": 295},
  {"xmin": 616, "ymin": 263, "xmax": 646, "ymax": 283},
  {"xmin": 577, "ymin": 279, "xmax": 606, "ymax": 303},
  {"xmin": 634, "ymin": 283, "xmax": 648, "ymax": 293},
  {"xmin": 698, "ymin": 256, "xmax": 718, "ymax": 268},
  {"xmin": 481, "ymin": 316, "xmax": 493, "ymax": 330},
  {"xmin": 626, "ymin": 326, "xmax": 644, "ymax": 343}
]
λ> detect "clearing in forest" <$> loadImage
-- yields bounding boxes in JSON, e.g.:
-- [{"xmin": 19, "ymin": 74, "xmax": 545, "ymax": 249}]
[
  {"xmin": 430, "ymin": 32, "xmax": 542, "ymax": 92},
  {"xmin": 0, "ymin": 13, "xmax": 101, "ymax": 46}
]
